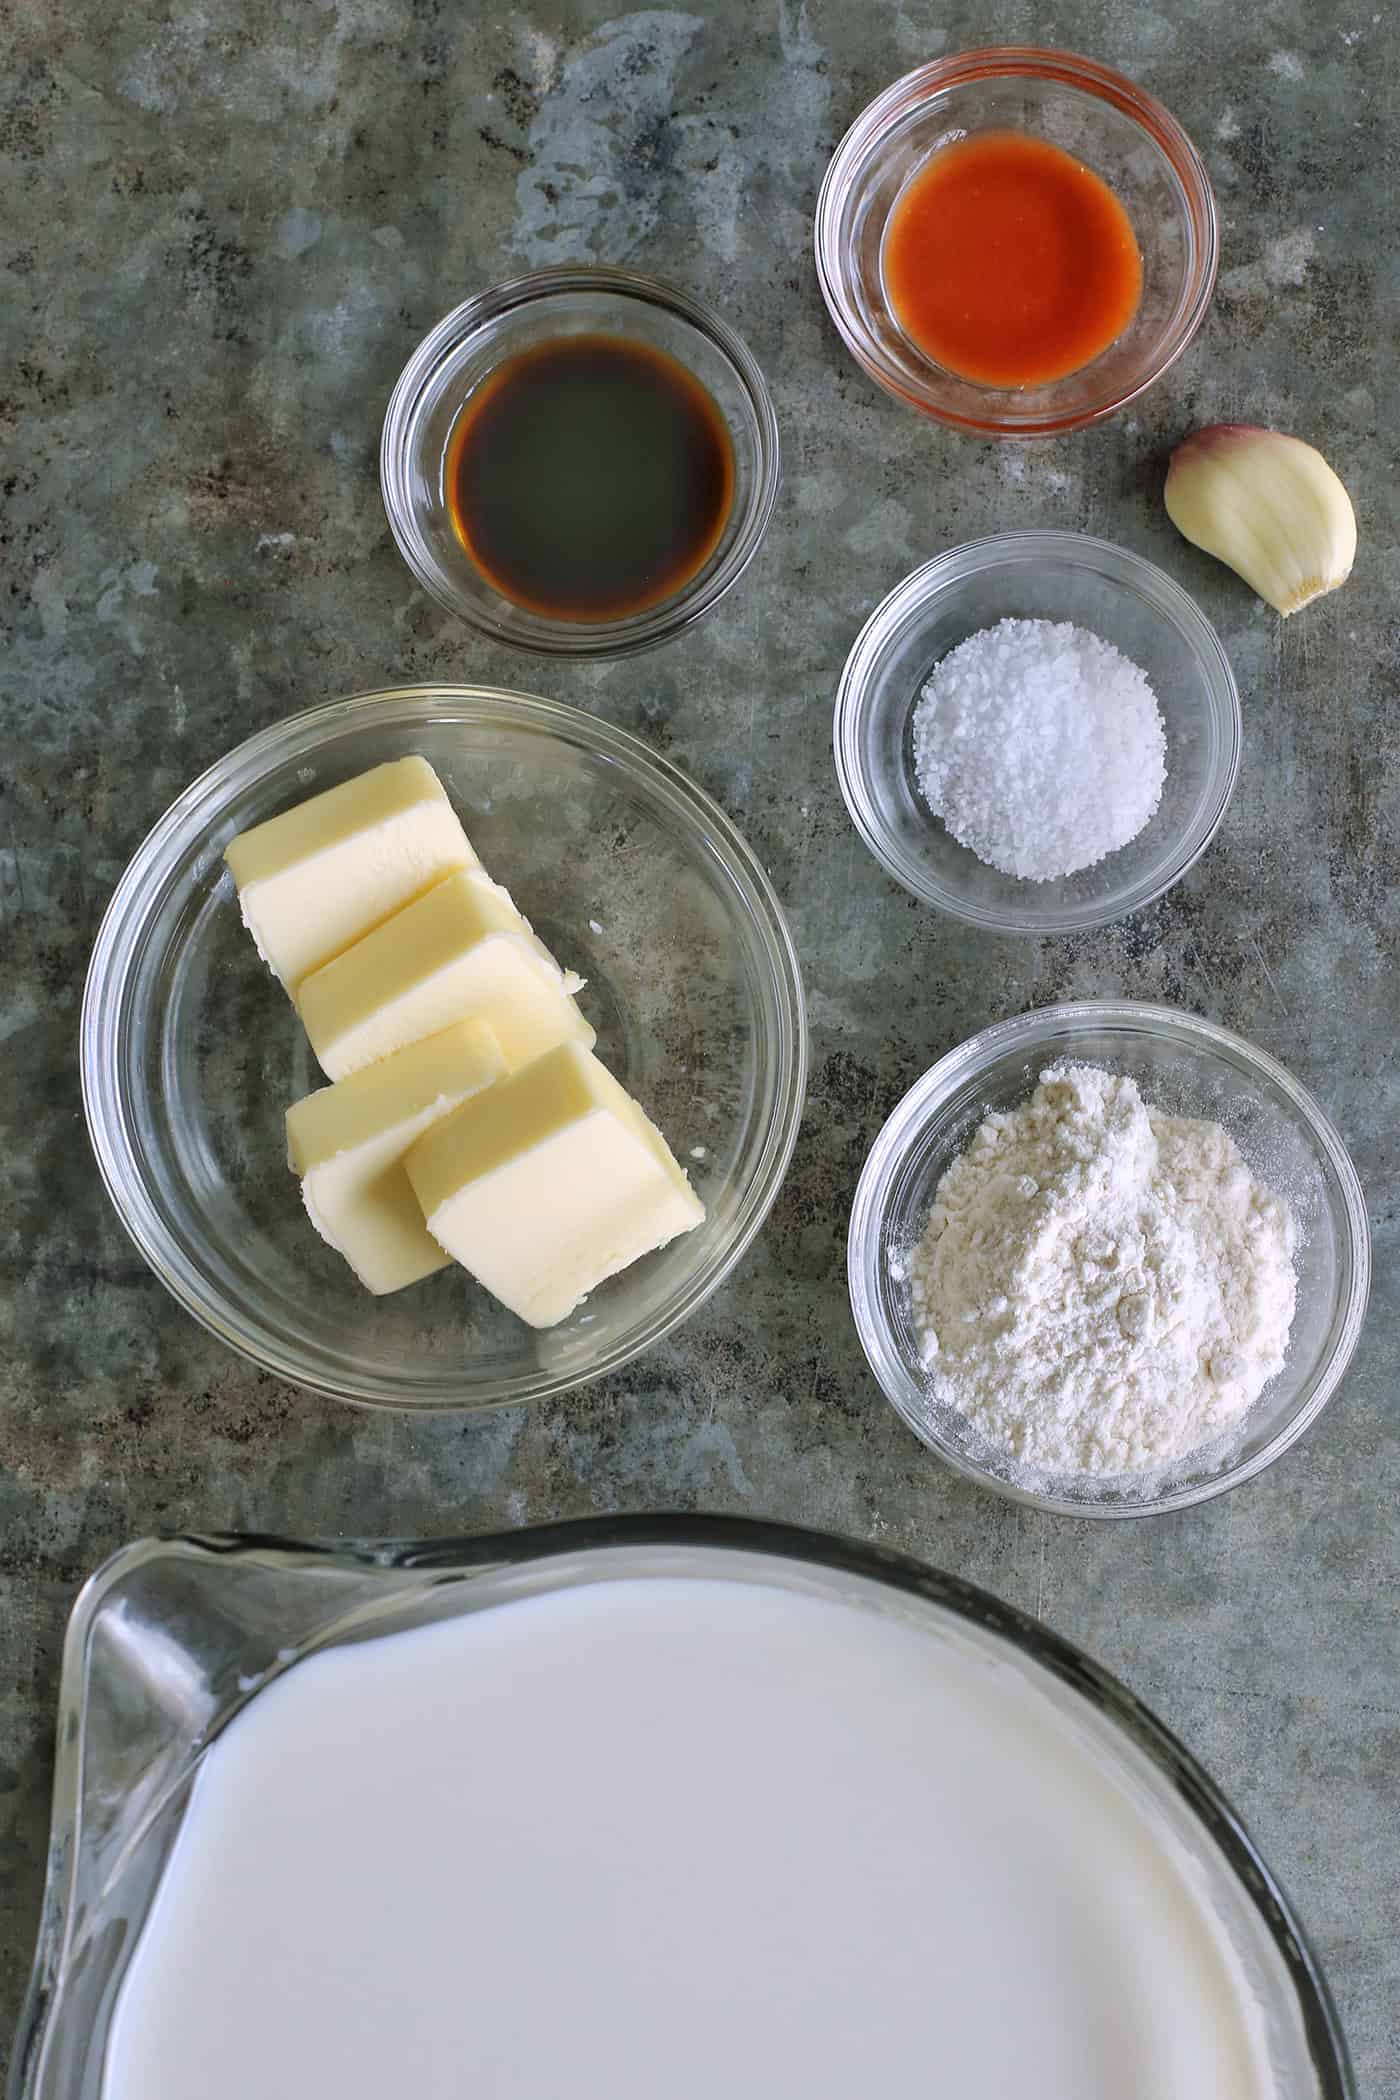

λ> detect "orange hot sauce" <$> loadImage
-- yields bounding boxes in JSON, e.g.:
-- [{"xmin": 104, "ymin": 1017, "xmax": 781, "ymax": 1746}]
[{"xmin": 883, "ymin": 130, "xmax": 1143, "ymax": 389}]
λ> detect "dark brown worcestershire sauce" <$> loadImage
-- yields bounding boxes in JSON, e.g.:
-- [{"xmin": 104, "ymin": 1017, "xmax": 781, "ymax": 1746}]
[{"xmin": 446, "ymin": 334, "xmax": 735, "ymax": 622}]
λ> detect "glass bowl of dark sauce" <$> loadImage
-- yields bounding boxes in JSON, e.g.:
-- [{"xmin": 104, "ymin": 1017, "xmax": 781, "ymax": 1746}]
[{"xmin": 382, "ymin": 267, "xmax": 780, "ymax": 656}]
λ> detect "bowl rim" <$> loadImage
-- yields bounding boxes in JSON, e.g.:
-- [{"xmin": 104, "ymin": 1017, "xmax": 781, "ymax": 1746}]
[
  {"xmin": 814, "ymin": 45, "xmax": 1220, "ymax": 436},
  {"xmin": 833, "ymin": 529, "xmax": 1243, "ymax": 934},
  {"xmin": 848, "ymin": 999, "xmax": 1372, "ymax": 1518},
  {"xmin": 379, "ymin": 264, "xmax": 782, "ymax": 658},
  {"xmin": 80, "ymin": 684, "xmax": 809, "ymax": 1413}
]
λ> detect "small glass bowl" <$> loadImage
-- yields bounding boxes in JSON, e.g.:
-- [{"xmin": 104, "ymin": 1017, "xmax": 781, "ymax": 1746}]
[
  {"xmin": 815, "ymin": 47, "xmax": 1218, "ymax": 435},
  {"xmin": 81, "ymin": 687, "xmax": 807, "ymax": 1412},
  {"xmin": 834, "ymin": 531, "xmax": 1241, "ymax": 936},
  {"xmin": 380, "ymin": 266, "xmax": 781, "ymax": 656},
  {"xmin": 849, "ymin": 1003, "xmax": 1370, "ymax": 1518}
]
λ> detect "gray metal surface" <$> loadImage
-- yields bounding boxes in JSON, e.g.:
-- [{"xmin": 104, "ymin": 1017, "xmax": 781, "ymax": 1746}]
[{"xmin": 2, "ymin": 1, "xmax": 1394, "ymax": 2086}]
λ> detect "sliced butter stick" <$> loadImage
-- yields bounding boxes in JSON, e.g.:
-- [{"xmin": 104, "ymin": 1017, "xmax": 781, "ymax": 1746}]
[
  {"xmin": 285, "ymin": 1019, "xmax": 505, "ymax": 1295},
  {"xmin": 296, "ymin": 868, "xmax": 594, "ymax": 1082},
  {"xmin": 404, "ymin": 1043, "xmax": 704, "ymax": 1329},
  {"xmin": 225, "ymin": 756, "xmax": 479, "ymax": 992},
  {"xmin": 466, "ymin": 872, "xmax": 586, "ymax": 996}
]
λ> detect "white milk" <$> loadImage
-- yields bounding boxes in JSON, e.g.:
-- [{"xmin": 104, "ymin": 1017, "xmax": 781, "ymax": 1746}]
[{"xmin": 103, "ymin": 1575, "xmax": 1278, "ymax": 2099}]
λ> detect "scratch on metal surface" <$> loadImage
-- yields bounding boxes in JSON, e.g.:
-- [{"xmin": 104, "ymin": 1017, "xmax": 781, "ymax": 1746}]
[{"xmin": 1250, "ymin": 932, "xmax": 1293, "ymax": 1024}]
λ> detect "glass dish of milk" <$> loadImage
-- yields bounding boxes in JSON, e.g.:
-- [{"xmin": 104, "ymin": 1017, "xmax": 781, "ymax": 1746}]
[{"xmin": 10, "ymin": 1519, "xmax": 1351, "ymax": 2100}]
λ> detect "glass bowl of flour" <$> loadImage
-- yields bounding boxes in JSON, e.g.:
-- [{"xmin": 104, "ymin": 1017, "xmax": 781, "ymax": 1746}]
[
  {"xmin": 834, "ymin": 531, "xmax": 1241, "ymax": 935},
  {"xmin": 849, "ymin": 1002, "xmax": 1369, "ymax": 1516}
]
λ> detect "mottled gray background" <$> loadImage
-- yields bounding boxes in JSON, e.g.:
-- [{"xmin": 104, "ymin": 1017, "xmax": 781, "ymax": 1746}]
[{"xmin": 2, "ymin": 0, "xmax": 1396, "ymax": 2087}]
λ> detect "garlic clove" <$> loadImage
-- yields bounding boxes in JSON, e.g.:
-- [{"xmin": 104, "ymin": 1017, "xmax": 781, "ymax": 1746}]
[{"xmin": 1164, "ymin": 423, "xmax": 1357, "ymax": 616}]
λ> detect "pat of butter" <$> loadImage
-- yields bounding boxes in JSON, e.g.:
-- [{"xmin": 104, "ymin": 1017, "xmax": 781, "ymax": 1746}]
[
  {"xmin": 285, "ymin": 1020, "xmax": 506, "ymax": 1295},
  {"xmin": 297, "ymin": 868, "xmax": 595, "ymax": 1081},
  {"xmin": 225, "ymin": 757, "xmax": 479, "ymax": 991},
  {"xmin": 404, "ymin": 1042, "xmax": 704, "ymax": 1328},
  {"xmin": 468, "ymin": 872, "xmax": 586, "ymax": 997}
]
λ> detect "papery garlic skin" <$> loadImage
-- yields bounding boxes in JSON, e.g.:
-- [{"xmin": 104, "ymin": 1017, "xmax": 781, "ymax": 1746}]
[{"xmin": 1165, "ymin": 424, "xmax": 1357, "ymax": 615}]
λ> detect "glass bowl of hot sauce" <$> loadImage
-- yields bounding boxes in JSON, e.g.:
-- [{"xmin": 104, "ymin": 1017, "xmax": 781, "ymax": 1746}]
[{"xmin": 815, "ymin": 48, "xmax": 1218, "ymax": 436}]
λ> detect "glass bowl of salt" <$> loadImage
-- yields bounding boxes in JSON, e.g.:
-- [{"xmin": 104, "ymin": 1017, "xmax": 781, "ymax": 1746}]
[{"xmin": 834, "ymin": 530, "xmax": 1241, "ymax": 935}]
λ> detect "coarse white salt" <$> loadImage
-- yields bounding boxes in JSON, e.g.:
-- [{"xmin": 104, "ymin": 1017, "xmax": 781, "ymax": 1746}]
[{"xmin": 912, "ymin": 617, "xmax": 1167, "ymax": 881}]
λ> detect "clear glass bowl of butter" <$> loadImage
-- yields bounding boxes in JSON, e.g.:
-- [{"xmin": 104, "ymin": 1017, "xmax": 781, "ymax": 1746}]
[{"xmin": 81, "ymin": 688, "xmax": 807, "ymax": 1410}]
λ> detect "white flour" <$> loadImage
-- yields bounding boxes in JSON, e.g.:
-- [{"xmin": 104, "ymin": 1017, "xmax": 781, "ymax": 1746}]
[{"xmin": 907, "ymin": 1064, "xmax": 1297, "ymax": 1475}]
